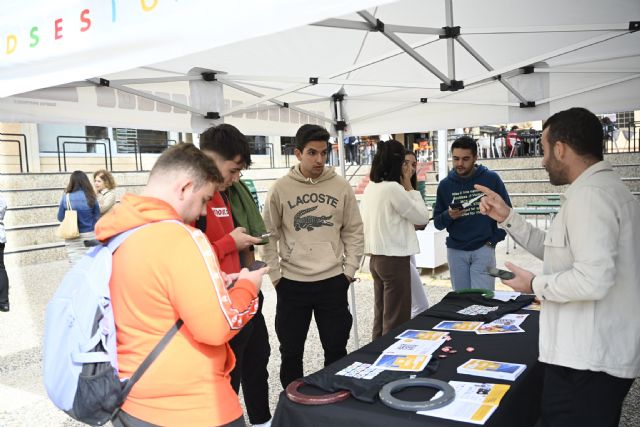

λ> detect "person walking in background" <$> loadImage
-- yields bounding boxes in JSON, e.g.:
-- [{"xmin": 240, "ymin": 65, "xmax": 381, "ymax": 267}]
[
  {"xmin": 0, "ymin": 193, "xmax": 9, "ymax": 312},
  {"xmin": 476, "ymin": 107, "xmax": 640, "ymax": 427},
  {"xmin": 57, "ymin": 171, "xmax": 101, "ymax": 265},
  {"xmin": 433, "ymin": 136, "xmax": 511, "ymax": 292},
  {"xmin": 197, "ymin": 124, "xmax": 273, "ymax": 427},
  {"xmin": 403, "ymin": 150, "xmax": 429, "ymax": 318},
  {"xmin": 361, "ymin": 141, "xmax": 430, "ymax": 339},
  {"xmin": 93, "ymin": 169, "xmax": 117, "ymax": 214},
  {"xmin": 261, "ymin": 124, "xmax": 363, "ymax": 389}
]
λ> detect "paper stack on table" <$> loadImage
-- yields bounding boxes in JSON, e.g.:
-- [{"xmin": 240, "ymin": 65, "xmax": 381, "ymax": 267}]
[
  {"xmin": 418, "ymin": 381, "xmax": 511, "ymax": 425},
  {"xmin": 457, "ymin": 359, "xmax": 526, "ymax": 381},
  {"xmin": 475, "ymin": 313, "xmax": 529, "ymax": 334},
  {"xmin": 371, "ymin": 329, "xmax": 448, "ymax": 371}
]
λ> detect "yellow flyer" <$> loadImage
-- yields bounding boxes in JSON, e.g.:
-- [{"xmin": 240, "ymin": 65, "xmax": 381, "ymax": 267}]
[
  {"xmin": 372, "ymin": 354, "xmax": 431, "ymax": 371},
  {"xmin": 433, "ymin": 320, "xmax": 484, "ymax": 332}
]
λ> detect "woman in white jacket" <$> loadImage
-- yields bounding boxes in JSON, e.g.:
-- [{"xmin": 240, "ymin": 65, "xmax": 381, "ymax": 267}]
[
  {"xmin": 93, "ymin": 169, "xmax": 117, "ymax": 214},
  {"xmin": 361, "ymin": 140, "xmax": 430, "ymax": 339}
]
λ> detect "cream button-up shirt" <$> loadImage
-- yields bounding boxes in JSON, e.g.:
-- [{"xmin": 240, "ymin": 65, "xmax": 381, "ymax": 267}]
[{"xmin": 500, "ymin": 161, "xmax": 640, "ymax": 379}]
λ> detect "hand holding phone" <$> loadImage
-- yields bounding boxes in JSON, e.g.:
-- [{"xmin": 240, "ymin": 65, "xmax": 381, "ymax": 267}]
[
  {"xmin": 486, "ymin": 267, "xmax": 515, "ymax": 280},
  {"xmin": 248, "ymin": 260, "xmax": 267, "ymax": 271}
]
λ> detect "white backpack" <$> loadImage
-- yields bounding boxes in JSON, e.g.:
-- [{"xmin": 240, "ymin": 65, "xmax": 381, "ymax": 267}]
[{"xmin": 43, "ymin": 222, "xmax": 182, "ymax": 426}]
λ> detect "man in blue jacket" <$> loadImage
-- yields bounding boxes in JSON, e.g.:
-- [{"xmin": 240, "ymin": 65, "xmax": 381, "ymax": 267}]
[{"xmin": 433, "ymin": 136, "xmax": 511, "ymax": 290}]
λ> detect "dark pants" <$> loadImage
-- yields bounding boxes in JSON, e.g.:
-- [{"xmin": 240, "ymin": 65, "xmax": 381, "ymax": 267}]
[
  {"xmin": 113, "ymin": 411, "xmax": 246, "ymax": 427},
  {"xmin": 346, "ymin": 144, "xmax": 358, "ymax": 164},
  {"xmin": 370, "ymin": 255, "xmax": 411, "ymax": 339},
  {"xmin": 229, "ymin": 291, "xmax": 272, "ymax": 424},
  {"xmin": 0, "ymin": 243, "xmax": 8, "ymax": 304},
  {"xmin": 541, "ymin": 363, "xmax": 634, "ymax": 427},
  {"xmin": 275, "ymin": 274, "xmax": 352, "ymax": 389}
]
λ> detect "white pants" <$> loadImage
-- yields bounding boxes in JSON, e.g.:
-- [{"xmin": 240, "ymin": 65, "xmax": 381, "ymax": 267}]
[
  {"xmin": 65, "ymin": 231, "xmax": 95, "ymax": 266},
  {"xmin": 410, "ymin": 255, "xmax": 429, "ymax": 318}
]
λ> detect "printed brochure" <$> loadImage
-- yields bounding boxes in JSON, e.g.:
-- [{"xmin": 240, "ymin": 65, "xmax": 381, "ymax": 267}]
[
  {"xmin": 433, "ymin": 320, "xmax": 484, "ymax": 332},
  {"xmin": 418, "ymin": 381, "xmax": 511, "ymax": 425},
  {"xmin": 475, "ymin": 313, "xmax": 529, "ymax": 335},
  {"xmin": 396, "ymin": 329, "xmax": 449, "ymax": 341},
  {"xmin": 382, "ymin": 337, "xmax": 446, "ymax": 356},
  {"xmin": 372, "ymin": 354, "xmax": 431, "ymax": 372},
  {"xmin": 457, "ymin": 359, "xmax": 526, "ymax": 381}
]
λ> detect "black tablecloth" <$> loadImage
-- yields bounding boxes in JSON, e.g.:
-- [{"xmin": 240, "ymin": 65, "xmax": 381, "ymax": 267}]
[{"xmin": 272, "ymin": 307, "xmax": 542, "ymax": 427}]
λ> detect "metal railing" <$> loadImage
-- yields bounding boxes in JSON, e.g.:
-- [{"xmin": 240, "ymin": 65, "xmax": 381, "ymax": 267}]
[
  {"xmin": 62, "ymin": 141, "xmax": 110, "ymax": 172},
  {"xmin": 604, "ymin": 121, "xmax": 639, "ymax": 154},
  {"xmin": 249, "ymin": 141, "xmax": 275, "ymax": 168},
  {"xmin": 116, "ymin": 139, "xmax": 177, "ymax": 170},
  {"xmin": 0, "ymin": 132, "xmax": 29, "ymax": 172},
  {"xmin": 56, "ymin": 136, "xmax": 113, "ymax": 172}
]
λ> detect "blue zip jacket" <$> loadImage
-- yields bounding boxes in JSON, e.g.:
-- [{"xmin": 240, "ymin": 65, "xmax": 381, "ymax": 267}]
[
  {"xmin": 57, "ymin": 190, "xmax": 101, "ymax": 233},
  {"xmin": 433, "ymin": 165, "xmax": 511, "ymax": 251}
]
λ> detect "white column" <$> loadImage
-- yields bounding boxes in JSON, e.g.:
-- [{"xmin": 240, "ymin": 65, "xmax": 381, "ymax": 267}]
[
  {"xmin": 22, "ymin": 123, "xmax": 41, "ymax": 172},
  {"xmin": 437, "ymin": 129, "xmax": 448, "ymax": 182}
]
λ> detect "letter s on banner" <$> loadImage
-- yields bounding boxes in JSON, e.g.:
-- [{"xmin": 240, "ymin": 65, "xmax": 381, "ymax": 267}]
[{"xmin": 80, "ymin": 9, "xmax": 92, "ymax": 32}]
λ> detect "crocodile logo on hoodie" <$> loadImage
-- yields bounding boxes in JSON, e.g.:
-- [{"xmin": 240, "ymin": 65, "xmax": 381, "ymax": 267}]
[{"xmin": 293, "ymin": 206, "xmax": 333, "ymax": 231}]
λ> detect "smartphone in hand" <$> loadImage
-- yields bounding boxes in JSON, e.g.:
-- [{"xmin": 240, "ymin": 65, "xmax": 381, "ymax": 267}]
[
  {"xmin": 449, "ymin": 201, "xmax": 464, "ymax": 210},
  {"xmin": 253, "ymin": 232, "xmax": 272, "ymax": 245},
  {"xmin": 486, "ymin": 267, "xmax": 515, "ymax": 280},
  {"xmin": 247, "ymin": 260, "xmax": 267, "ymax": 271}
]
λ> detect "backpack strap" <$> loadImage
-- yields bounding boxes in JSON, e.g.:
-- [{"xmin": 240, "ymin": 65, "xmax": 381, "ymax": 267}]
[{"xmin": 119, "ymin": 318, "xmax": 184, "ymax": 402}]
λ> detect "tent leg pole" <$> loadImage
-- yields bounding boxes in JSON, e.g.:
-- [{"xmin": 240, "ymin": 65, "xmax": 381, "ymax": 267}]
[{"xmin": 335, "ymin": 97, "xmax": 359, "ymax": 350}]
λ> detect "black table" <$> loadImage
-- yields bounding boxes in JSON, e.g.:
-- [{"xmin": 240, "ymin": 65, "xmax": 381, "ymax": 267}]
[{"xmin": 272, "ymin": 308, "xmax": 542, "ymax": 427}]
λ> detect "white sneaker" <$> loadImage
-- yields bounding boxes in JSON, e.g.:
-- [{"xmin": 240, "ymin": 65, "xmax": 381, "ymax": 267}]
[{"xmin": 252, "ymin": 420, "xmax": 272, "ymax": 427}]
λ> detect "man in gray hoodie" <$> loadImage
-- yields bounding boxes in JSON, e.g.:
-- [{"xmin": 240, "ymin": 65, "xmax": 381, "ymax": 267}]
[{"xmin": 261, "ymin": 124, "xmax": 364, "ymax": 389}]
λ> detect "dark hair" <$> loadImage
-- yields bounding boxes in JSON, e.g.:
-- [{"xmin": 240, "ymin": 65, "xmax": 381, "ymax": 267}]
[
  {"xmin": 404, "ymin": 149, "xmax": 417, "ymax": 190},
  {"xmin": 370, "ymin": 140, "xmax": 405, "ymax": 184},
  {"xmin": 151, "ymin": 143, "xmax": 223, "ymax": 189},
  {"xmin": 199, "ymin": 124, "xmax": 252, "ymax": 167},
  {"xmin": 451, "ymin": 136, "xmax": 477, "ymax": 156},
  {"xmin": 66, "ymin": 171, "xmax": 97, "ymax": 208},
  {"xmin": 93, "ymin": 169, "xmax": 116, "ymax": 190},
  {"xmin": 543, "ymin": 107, "xmax": 603, "ymax": 161},
  {"xmin": 295, "ymin": 124, "xmax": 330, "ymax": 152}
]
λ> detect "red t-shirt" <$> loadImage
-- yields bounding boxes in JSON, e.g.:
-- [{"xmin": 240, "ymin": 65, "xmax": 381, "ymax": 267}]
[{"xmin": 203, "ymin": 192, "xmax": 240, "ymax": 274}]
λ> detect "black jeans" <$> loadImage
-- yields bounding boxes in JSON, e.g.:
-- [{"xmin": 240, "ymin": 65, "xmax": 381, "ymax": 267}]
[
  {"xmin": 229, "ymin": 291, "xmax": 272, "ymax": 424},
  {"xmin": 0, "ymin": 243, "xmax": 8, "ymax": 304},
  {"xmin": 275, "ymin": 274, "xmax": 352, "ymax": 389},
  {"xmin": 541, "ymin": 363, "xmax": 634, "ymax": 427}
]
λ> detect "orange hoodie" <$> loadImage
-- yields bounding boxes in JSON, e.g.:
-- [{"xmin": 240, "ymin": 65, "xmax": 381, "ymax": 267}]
[{"xmin": 95, "ymin": 194, "xmax": 258, "ymax": 426}]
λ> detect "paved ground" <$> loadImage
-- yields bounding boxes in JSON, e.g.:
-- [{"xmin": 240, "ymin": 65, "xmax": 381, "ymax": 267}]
[{"xmin": 0, "ymin": 238, "xmax": 637, "ymax": 426}]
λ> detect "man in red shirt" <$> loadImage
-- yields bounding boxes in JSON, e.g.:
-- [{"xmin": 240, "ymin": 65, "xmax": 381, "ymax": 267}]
[{"xmin": 198, "ymin": 124, "xmax": 272, "ymax": 427}]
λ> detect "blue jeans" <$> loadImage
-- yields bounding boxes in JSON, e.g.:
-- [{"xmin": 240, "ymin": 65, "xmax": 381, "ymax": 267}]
[{"xmin": 447, "ymin": 245, "xmax": 496, "ymax": 291}]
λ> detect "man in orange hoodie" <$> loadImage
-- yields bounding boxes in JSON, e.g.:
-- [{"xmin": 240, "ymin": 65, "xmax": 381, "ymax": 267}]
[{"xmin": 96, "ymin": 143, "xmax": 268, "ymax": 427}]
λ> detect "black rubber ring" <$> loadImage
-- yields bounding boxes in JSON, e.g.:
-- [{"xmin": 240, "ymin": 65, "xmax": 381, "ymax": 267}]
[
  {"xmin": 285, "ymin": 379, "xmax": 351, "ymax": 405},
  {"xmin": 379, "ymin": 378, "xmax": 456, "ymax": 411}
]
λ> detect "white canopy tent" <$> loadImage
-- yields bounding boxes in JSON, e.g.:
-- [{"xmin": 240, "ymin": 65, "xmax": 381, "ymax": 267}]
[
  {"xmin": 2, "ymin": 0, "xmax": 639, "ymax": 348},
  {"xmin": 1, "ymin": 0, "xmax": 638, "ymax": 137}
]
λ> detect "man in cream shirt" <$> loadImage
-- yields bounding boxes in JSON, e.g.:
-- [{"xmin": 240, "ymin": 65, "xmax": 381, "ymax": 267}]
[{"xmin": 476, "ymin": 107, "xmax": 640, "ymax": 427}]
